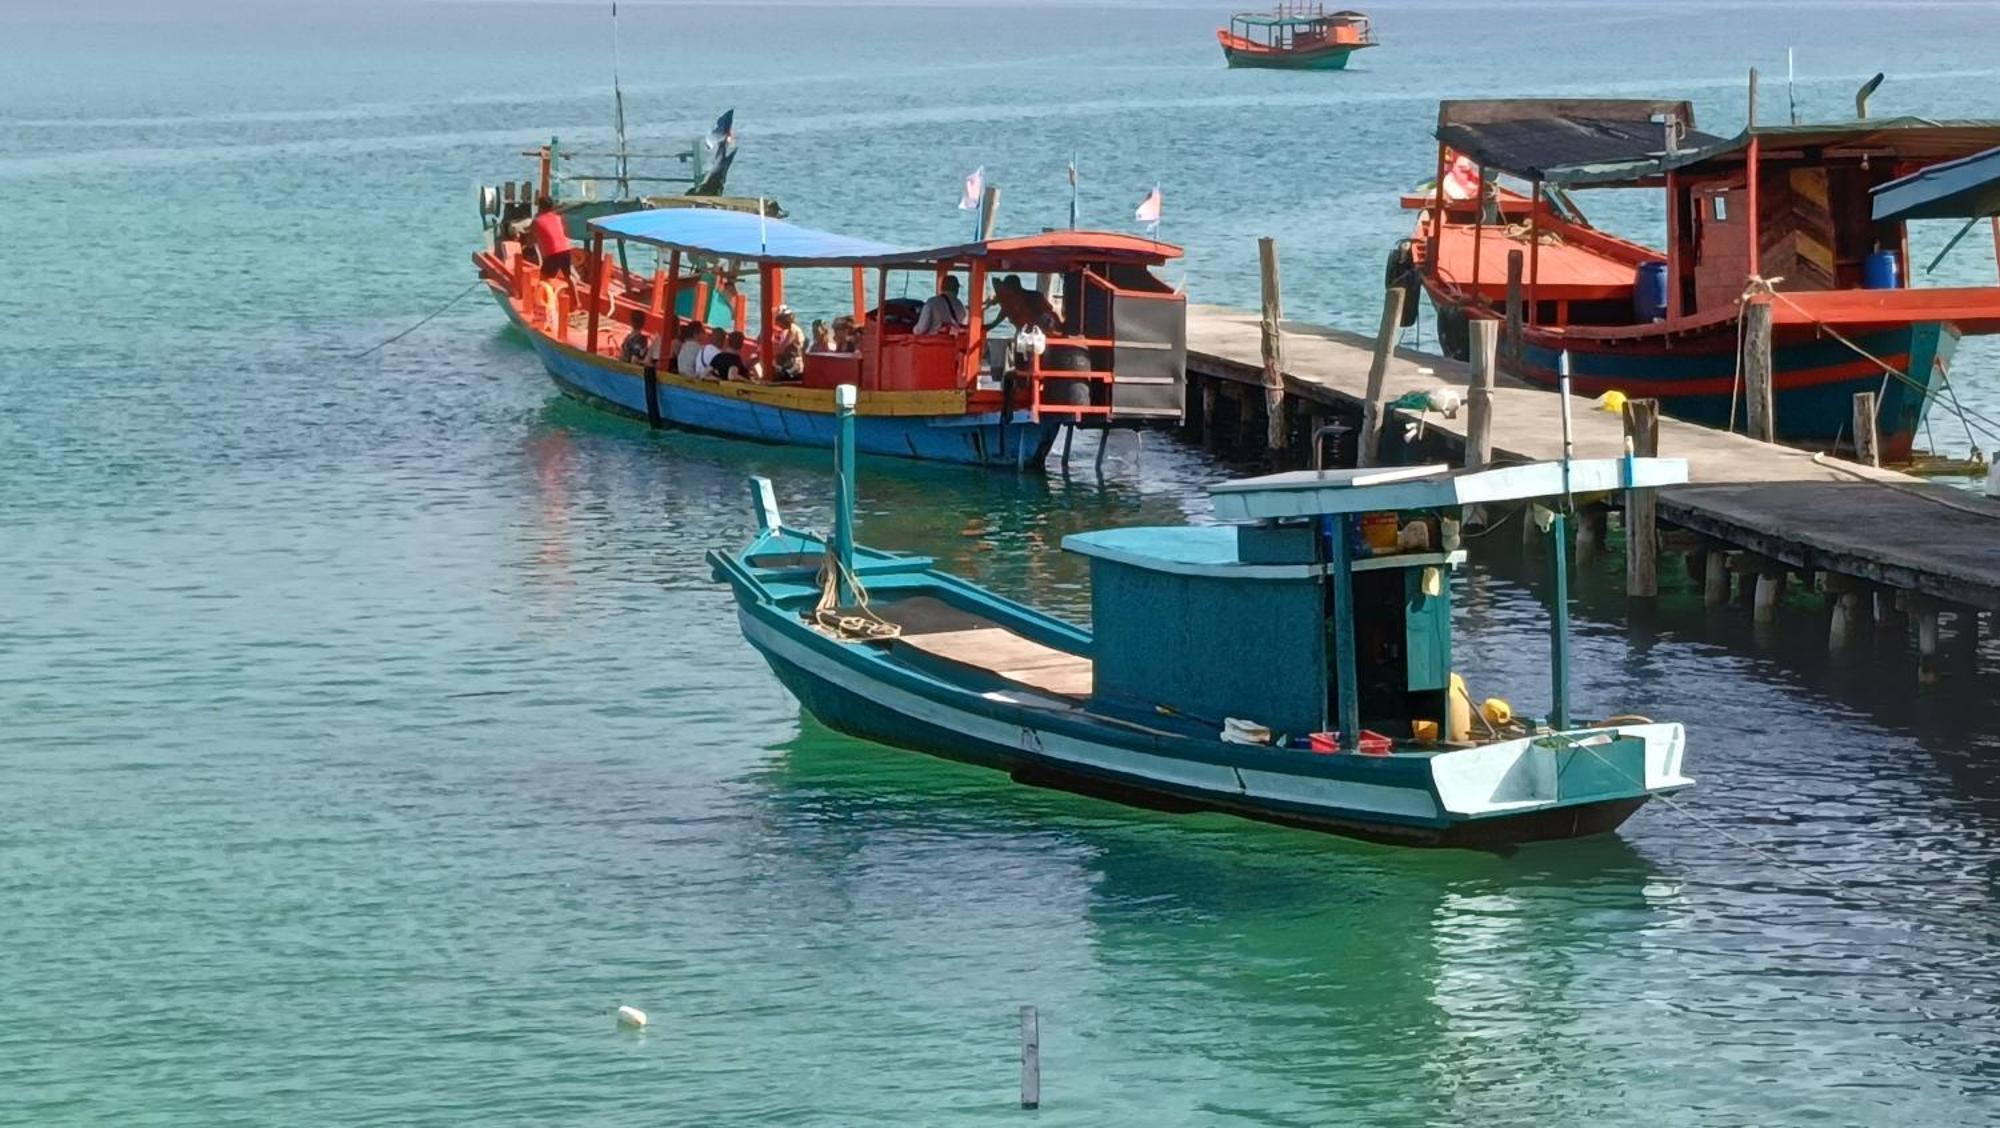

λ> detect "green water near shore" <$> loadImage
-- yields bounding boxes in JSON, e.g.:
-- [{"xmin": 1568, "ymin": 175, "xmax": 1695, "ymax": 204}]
[{"xmin": 4, "ymin": 1, "xmax": 2000, "ymax": 1123}]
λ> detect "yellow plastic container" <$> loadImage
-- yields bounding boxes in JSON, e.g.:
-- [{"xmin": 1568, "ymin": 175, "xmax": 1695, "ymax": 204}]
[{"xmin": 1411, "ymin": 719, "xmax": 1440, "ymax": 742}]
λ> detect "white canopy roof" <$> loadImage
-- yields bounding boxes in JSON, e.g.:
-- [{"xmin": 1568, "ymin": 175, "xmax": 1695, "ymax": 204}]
[{"xmin": 1209, "ymin": 459, "xmax": 1689, "ymax": 522}]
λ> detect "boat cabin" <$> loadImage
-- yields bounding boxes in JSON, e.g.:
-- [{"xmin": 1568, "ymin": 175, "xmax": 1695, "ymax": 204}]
[
  {"xmin": 1418, "ymin": 100, "xmax": 2000, "ymax": 333},
  {"xmin": 583, "ymin": 210, "xmax": 1188, "ymax": 421},
  {"xmin": 1064, "ymin": 459, "xmax": 1686, "ymax": 749}
]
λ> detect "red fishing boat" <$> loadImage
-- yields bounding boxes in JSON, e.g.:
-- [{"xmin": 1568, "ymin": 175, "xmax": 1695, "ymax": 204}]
[
  {"xmin": 1217, "ymin": 5, "xmax": 1375, "ymax": 70},
  {"xmin": 1400, "ymin": 98, "xmax": 2000, "ymax": 460},
  {"xmin": 471, "ymin": 208, "xmax": 1188, "ymax": 468}
]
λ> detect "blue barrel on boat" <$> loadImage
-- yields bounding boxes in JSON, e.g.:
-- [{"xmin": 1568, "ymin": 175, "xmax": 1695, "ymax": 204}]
[
  {"xmin": 1864, "ymin": 251, "xmax": 1901, "ymax": 290},
  {"xmin": 1633, "ymin": 261, "xmax": 1670, "ymax": 321}
]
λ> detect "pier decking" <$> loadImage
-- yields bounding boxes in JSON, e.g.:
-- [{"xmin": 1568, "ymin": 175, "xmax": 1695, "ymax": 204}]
[{"xmin": 1183, "ymin": 304, "xmax": 2000, "ymax": 615}]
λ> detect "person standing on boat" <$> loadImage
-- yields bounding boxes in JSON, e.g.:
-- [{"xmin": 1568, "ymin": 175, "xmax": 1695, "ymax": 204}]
[
  {"xmin": 986, "ymin": 274, "xmax": 1059, "ymax": 333},
  {"xmin": 527, "ymin": 196, "xmax": 575, "ymax": 284},
  {"xmin": 912, "ymin": 275, "xmax": 968, "ymax": 335}
]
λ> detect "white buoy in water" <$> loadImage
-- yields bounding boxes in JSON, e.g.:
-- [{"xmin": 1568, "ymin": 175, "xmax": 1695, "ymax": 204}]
[{"xmin": 616, "ymin": 1005, "xmax": 648, "ymax": 1029}]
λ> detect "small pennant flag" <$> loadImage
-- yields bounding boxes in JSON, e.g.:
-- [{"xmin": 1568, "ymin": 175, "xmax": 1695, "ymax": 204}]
[
  {"xmin": 1066, "ymin": 156, "xmax": 1077, "ymax": 188},
  {"xmin": 705, "ymin": 108, "xmax": 735, "ymax": 155},
  {"xmin": 959, "ymin": 166, "xmax": 985, "ymax": 211},
  {"xmin": 1134, "ymin": 185, "xmax": 1162, "ymax": 230}
]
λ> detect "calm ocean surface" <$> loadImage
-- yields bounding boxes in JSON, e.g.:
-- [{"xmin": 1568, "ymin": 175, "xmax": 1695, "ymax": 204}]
[{"xmin": 5, "ymin": 1, "xmax": 2000, "ymax": 1123}]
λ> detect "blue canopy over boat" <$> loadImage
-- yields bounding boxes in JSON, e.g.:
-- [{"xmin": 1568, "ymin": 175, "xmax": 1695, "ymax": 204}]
[
  {"xmin": 589, "ymin": 208, "xmax": 917, "ymax": 266},
  {"xmin": 1873, "ymin": 144, "xmax": 2000, "ymax": 222}
]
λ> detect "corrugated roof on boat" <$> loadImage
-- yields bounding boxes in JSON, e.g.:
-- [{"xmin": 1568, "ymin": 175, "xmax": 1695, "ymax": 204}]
[
  {"xmin": 589, "ymin": 210, "xmax": 1183, "ymax": 267},
  {"xmin": 590, "ymin": 209, "xmax": 915, "ymax": 265},
  {"xmin": 1871, "ymin": 143, "xmax": 2000, "ymax": 222},
  {"xmin": 1435, "ymin": 99, "xmax": 1716, "ymax": 187},
  {"xmin": 1668, "ymin": 118, "xmax": 2000, "ymax": 172}
]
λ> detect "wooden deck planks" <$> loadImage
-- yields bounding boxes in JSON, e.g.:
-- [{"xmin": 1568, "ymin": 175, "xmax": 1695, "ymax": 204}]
[{"xmin": 896, "ymin": 627, "xmax": 1095, "ymax": 698}]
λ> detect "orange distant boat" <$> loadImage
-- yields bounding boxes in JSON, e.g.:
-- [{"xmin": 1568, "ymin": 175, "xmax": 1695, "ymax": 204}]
[
  {"xmin": 1217, "ymin": 5, "xmax": 1375, "ymax": 70},
  {"xmin": 1399, "ymin": 98, "xmax": 2000, "ymax": 460}
]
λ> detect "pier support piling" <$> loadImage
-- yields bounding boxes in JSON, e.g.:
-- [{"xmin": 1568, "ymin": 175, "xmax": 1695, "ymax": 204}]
[
  {"xmin": 1467, "ymin": 319, "xmax": 1499, "ymax": 471},
  {"xmin": 1258, "ymin": 237, "xmax": 1287, "ymax": 456},
  {"xmin": 1623, "ymin": 398, "xmax": 1660, "ymax": 597},
  {"xmin": 1357, "ymin": 286, "xmax": 1407, "ymax": 468},
  {"xmin": 1742, "ymin": 298, "xmax": 1775, "ymax": 443},
  {"xmin": 1822, "ymin": 573, "xmax": 1867, "ymax": 650},
  {"xmin": 1705, "ymin": 551, "xmax": 1732, "ymax": 607},
  {"xmin": 1754, "ymin": 572, "xmax": 1785, "ymax": 624},
  {"xmin": 1853, "ymin": 391, "xmax": 1881, "ymax": 467},
  {"xmin": 1199, "ymin": 381, "xmax": 1218, "ymax": 450}
]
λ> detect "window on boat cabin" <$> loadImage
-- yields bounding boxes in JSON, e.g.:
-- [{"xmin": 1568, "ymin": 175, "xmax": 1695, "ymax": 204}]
[{"xmin": 1712, "ymin": 196, "xmax": 1728, "ymax": 221}]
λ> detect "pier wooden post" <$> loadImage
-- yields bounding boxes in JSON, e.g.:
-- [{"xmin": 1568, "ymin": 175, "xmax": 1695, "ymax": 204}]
[
  {"xmin": 1754, "ymin": 572, "xmax": 1786, "ymax": 624},
  {"xmin": 1909, "ymin": 593, "xmax": 1943, "ymax": 684},
  {"xmin": 1358, "ymin": 286, "xmax": 1406, "ymax": 468},
  {"xmin": 979, "ymin": 186, "xmax": 1001, "ymax": 241},
  {"xmin": 1504, "ymin": 250, "xmax": 1525, "ymax": 379},
  {"xmin": 1853, "ymin": 391, "xmax": 1880, "ymax": 467},
  {"xmin": 1822, "ymin": 573, "xmax": 1867, "ymax": 650},
  {"xmin": 1200, "ymin": 380, "xmax": 1218, "ymax": 450},
  {"xmin": 1576, "ymin": 504, "xmax": 1608, "ymax": 566},
  {"xmin": 1467, "ymin": 319, "xmax": 1499, "ymax": 470},
  {"xmin": 1741, "ymin": 298, "xmax": 1775, "ymax": 442},
  {"xmin": 1704, "ymin": 550, "xmax": 1731, "ymax": 606},
  {"xmin": 1019, "ymin": 1006, "xmax": 1040, "ymax": 1110},
  {"xmin": 1258, "ymin": 237, "xmax": 1287, "ymax": 455},
  {"xmin": 1623, "ymin": 398, "xmax": 1660, "ymax": 597}
]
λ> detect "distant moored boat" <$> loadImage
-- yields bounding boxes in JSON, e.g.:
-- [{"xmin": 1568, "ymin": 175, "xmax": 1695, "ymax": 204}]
[{"xmin": 1217, "ymin": 5, "xmax": 1376, "ymax": 70}]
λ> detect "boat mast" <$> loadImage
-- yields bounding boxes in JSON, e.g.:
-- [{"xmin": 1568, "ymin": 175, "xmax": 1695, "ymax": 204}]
[
  {"xmin": 1549, "ymin": 351, "xmax": 1575, "ymax": 730},
  {"xmin": 610, "ymin": 2, "xmax": 630, "ymax": 199},
  {"xmin": 832, "ymin": 385, "xmax": 858, "ymax": 604}
]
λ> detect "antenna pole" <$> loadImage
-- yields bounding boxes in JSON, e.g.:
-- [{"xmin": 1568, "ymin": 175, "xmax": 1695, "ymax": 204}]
[{"xmin": 1787, "ymin": 47, "xmax": 1798, "ymax": 125}]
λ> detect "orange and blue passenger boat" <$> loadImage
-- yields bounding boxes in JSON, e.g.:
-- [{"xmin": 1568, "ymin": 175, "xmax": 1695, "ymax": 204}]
[
  {"xmin": 1217, "ymin": 5, "xmax": 1375, "ymax": 70},
  {"xmin": 473, "ymin": 209, "xmax": 1187, "ymax": 468},
  {"xmin": 1402, "ymin": 99, "xmax": 2000, "ymax": 460}
]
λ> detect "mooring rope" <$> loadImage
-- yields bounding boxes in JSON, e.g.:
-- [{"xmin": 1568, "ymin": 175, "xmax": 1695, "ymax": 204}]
[
  {"xmin": 810, "ymin": 548, "xmax": 900, "ymax": 642},
  {"xmin": 350, "ymin": 280, "xmax": 483, "ymax": 360},
  {"xmin": 1736, "ymin": 276, "xmax": 2000, "ymax": 452}
]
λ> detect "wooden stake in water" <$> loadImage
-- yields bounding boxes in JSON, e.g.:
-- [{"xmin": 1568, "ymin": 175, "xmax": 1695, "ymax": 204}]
[{"xmin": 1019, "ymin": 1005, "xmax": 1040, "ymax": 1110}]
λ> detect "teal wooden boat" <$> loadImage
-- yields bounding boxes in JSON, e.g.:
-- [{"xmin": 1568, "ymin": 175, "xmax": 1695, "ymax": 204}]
[{"xmin": 709, "ymin": 387, "xmax": 1693, "ymax": 848}]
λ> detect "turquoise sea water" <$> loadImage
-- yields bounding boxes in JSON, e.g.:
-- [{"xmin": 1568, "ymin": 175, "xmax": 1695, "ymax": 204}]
[{"xmin": 5, "ymin": 1, "xmax": 2000, "ymax": 1123}]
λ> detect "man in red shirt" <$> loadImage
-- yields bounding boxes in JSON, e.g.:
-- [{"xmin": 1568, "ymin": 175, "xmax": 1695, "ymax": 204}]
[{"xmin": 527, "ymin": 195, "xmax": 575, "ymax": 282}]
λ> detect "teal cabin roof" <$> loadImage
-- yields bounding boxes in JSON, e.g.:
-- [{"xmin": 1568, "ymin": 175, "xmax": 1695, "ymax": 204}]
[
  {"xmin": 1872, "ymin": 143, "xmax": 2000, "ymax": 221},
  {"xmin": 1207, "ymin": 459, "xmax": 1688, "ymax": 522},
  {"xmin": 1063, "ymin": 526, "xmax": 1322, "ymax": 578}
]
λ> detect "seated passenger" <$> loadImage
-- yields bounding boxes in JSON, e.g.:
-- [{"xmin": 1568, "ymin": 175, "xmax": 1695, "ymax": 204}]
[
  {"xmin": 709, "ymin": 331, "xmax": 750, "ymax": 381},
  {"xmin": 674, "ymin": 321, "xmax": 707, "ymax": 376},
  {"xmin": 987, "ymin": 274, "xmax": 1060, "ymax": 333},
  {"xmin": 810, "ymin": 319, "xmax": 833, "ymax": 353},
  {"xmin": 771, "ymin": 306, "xmax": 806, "ymax": 380},
  {"xmin": 912, "ymin": 275, "xmax": 968, "ymax": 335},
  {"xmin": 831, "ymin": 315, "xmax": 860, "ymax": 352},
  {"xmin": 698, "ymin": 326, "xmax": 726, "ymax": 377},
  {"xmin": 619, "ymin": 310, "xmax": 651, "ymax": 364}
]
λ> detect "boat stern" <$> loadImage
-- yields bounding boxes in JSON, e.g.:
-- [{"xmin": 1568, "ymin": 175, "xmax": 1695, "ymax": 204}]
[{"xmin": 1428, "ymin": 723, "xmax": 1690, "ymax": 833}]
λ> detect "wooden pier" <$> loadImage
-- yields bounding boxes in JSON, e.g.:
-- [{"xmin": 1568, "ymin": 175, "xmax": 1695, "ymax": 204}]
[{"xmin": 1181, "ymin": 302, "xmax": 1999, "ymax": 678}]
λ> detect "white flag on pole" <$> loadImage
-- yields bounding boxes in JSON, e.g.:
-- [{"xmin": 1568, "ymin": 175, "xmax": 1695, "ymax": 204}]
[
  {"xmin": 1134, "ymin": 185, "xmax": 1162, "ymax": 230},
  {"xmin": 959, "ymin": 167, "xmax": 985, "ymax": 211}
]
